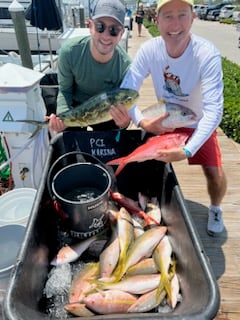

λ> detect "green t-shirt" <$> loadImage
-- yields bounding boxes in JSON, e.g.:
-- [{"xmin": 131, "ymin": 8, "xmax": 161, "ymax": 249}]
[{"xmin": 57, "ymin": 36, "xmax": 131, "ymax": 114}]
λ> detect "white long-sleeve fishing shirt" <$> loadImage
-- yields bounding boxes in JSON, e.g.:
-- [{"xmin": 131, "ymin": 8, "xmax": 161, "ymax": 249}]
[{"xmin": 122, "ymin": 34, "xmax": 223, "ymax": 156}]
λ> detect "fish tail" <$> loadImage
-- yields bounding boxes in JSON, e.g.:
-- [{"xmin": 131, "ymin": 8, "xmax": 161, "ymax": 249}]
[
  {"xmin": 157, "ymin": 272, "xmax": 172, "ymax": 303},
  {"xmin": 138, "ymin": 210, "xmax": 160, "ymax": 226},
  {"xmin": 15, "ymin": 120, "xmax": 46, "ymax": 138},
  {"xmin": 114, "ymin": 163, "xmax": 126, "ymax": 176},
  {"xmin": 155, "ymin": 281, "xmax": 165, "ymax": 304},
  {"xmin": 106, "ymin": 157, "xmax": 123, "ymax": 166},
  {"xmin": 111, "ymin": 262, "xmax": 125, "ymax": 282},
  {"xmin": 29, "ymin": 125, "xmax": 43, "ymax": 138},
  {"xmin": 106, "ymin": 160, "xmax": 126, "ymax": 176}
]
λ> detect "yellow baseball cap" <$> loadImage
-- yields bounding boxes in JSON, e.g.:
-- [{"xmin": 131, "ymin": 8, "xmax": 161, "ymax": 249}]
[{"xmin": 156, "ymin": 0, "xmax": 193, "ymax": 12}]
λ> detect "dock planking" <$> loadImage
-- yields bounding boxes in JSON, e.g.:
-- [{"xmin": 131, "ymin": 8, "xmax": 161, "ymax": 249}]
[{"xmin": 127, "ymin": 23, "xmax": 240, "ymax": 320}]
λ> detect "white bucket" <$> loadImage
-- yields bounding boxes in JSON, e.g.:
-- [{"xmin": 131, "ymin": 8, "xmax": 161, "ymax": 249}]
[
  {"xmin": 0, "ymin": 188, "xmax": 37, "ymax": 226},
  {"xmin": 0, "ymin": 224, "xmax": 26, "ymax": 278}
]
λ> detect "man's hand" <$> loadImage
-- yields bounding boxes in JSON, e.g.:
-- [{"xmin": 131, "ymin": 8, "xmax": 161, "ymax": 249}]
[
  {"xmin": 46, "ymin": 114, "xmax": 66, "ymax": 133},
  {"xmin": 110, "ymin": 104, "xmax": 131, "ymax": 128},
  {"xmin": 139, "ymin": 113, "xmax": 175, "ymax": 135},
  {"xmin": 155, "ymin": 147, "xmax": 187, "ymax": 162}
]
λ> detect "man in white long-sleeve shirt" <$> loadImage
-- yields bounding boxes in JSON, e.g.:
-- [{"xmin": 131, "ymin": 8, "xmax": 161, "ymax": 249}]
[{"xmin": 111, "ymin": 0, "xmax": 227, "ymax": 236}]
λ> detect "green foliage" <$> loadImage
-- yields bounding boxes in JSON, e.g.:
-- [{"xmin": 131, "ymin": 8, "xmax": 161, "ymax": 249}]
[
  {"xmin": 148, "ymin": 25, "xmax": 160, "ymax": 37},
  {"xmin": 219, "ymin": 18, "xmax": 238, "ymax": 24},
  {"xmin": 222, "ymin": 58, "xmax": 240, "ymax": 142},
  {"xmin": 144, "ymin": 19, "xmax": 160, "ymax": 35},
  {"xmin": 143, "ymin": 21, "xmax": 240, "ymax": 143},
  {"xmin": 143, "ymin": 18, "xmax": 153, "ymax": 29}
]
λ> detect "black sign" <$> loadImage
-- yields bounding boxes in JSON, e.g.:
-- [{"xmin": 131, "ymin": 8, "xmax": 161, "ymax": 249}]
[{"xmin": 53, "ymin": 130, "xmax": 143, "ymax": 163}]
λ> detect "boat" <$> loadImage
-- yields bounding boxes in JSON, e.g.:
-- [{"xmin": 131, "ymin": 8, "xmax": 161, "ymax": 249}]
[
  {"xmin": 0, "ymin": 0, "xmax": 62, "ymax": 53},
  {"xmin": 1, "ymin": 0, "xmax": 131, "ymax": 54},
  {"xmin": 0, "ymin": 50, "xmax": 58, "ymax": 72},
  {"xmin": 0, "ymin": 0, "xmax": 98, "ymax": 54},
  {"xmin": 0, "ymin": 0, "xmax": 30, "ymax": 27}
]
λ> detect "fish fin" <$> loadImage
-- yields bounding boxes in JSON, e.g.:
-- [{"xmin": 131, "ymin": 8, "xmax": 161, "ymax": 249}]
[
  {"xmin": 97, "ymin": 276, "xmax": 116, "ymax": 283},
  {"xmin": 94, "ymin": 286, "xmax": 106, "ymax": 295},
  {"xmin": 82, "ymin": 279, "xmax": 99, "ymax": 295},
  {"xmin": 64, "ymin": 302, "xmax": 95, "ymax": 317}
]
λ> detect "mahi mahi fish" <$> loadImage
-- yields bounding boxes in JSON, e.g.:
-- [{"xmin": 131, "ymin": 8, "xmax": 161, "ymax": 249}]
[
  {"xmin": 107, "ymin": 131, "xmax": 190, "ymax": 176},
  {"xmin": 16, "ymin": 88, "xmax": 139, "ymax": 137},
  {"xmin": 141, "ymin": 100, "xmax": 197, "ymax": 128}
]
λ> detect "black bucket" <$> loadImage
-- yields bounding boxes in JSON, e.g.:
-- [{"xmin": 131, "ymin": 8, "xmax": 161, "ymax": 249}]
[{"xmin": 48, "ymin": 152, "xmax": 112, "ymax": 239}]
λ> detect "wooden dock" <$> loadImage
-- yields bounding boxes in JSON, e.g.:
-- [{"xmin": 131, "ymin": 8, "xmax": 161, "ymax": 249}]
[{"xmin": 127, "ymin": 24, "xmax": 240, "ymax": 320}]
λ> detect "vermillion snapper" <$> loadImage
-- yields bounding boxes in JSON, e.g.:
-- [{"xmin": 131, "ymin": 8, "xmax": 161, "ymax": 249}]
[
  {"xmin": 15, "ymin": 88, "xmax": 139, "ymax": 137},
  {"xmin": 107, "ymin": 132, "xmax": 191, "ymax": 176},
  {"xmin": 142, "ymin": 100, "xmax": 197, "ymax": 128}
]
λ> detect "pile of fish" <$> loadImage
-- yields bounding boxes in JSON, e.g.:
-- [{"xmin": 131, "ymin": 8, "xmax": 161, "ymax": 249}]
[{"xmin": 44, "ymin": 191, "xmax": 182, "ymax": 317}]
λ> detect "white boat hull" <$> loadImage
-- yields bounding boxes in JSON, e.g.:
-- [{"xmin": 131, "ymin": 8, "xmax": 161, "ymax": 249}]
[{"xmin": 0, "ymin": 27, "xmax": 61, "ymax": 53}]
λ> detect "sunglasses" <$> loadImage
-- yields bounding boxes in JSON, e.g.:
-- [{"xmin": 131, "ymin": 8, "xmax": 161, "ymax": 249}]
[{"xmin": 94, "ymin": 21, "xmax": 122, "ymax": 37}]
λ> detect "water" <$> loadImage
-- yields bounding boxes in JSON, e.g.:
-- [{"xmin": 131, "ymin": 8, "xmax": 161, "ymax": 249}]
[{"xmin": 64, "ymin": 187, "xmax": 102, "ymax": 202}]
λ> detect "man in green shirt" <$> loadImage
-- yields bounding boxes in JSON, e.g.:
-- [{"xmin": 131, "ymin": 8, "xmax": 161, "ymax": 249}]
[{"xmin": 49, "ymin": 0, "xmax": 131, "ymax": 132}]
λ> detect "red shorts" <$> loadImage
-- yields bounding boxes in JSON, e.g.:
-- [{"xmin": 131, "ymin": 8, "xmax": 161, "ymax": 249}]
[{"xmin": 174, "ymin": 128, "xmax": 222, "ymax": 167}]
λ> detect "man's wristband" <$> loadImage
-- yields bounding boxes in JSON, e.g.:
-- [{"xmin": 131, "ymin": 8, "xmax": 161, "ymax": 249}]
[{"xmin": 182, "ymin": 147, "xmax": 192, "ymax": 158}]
